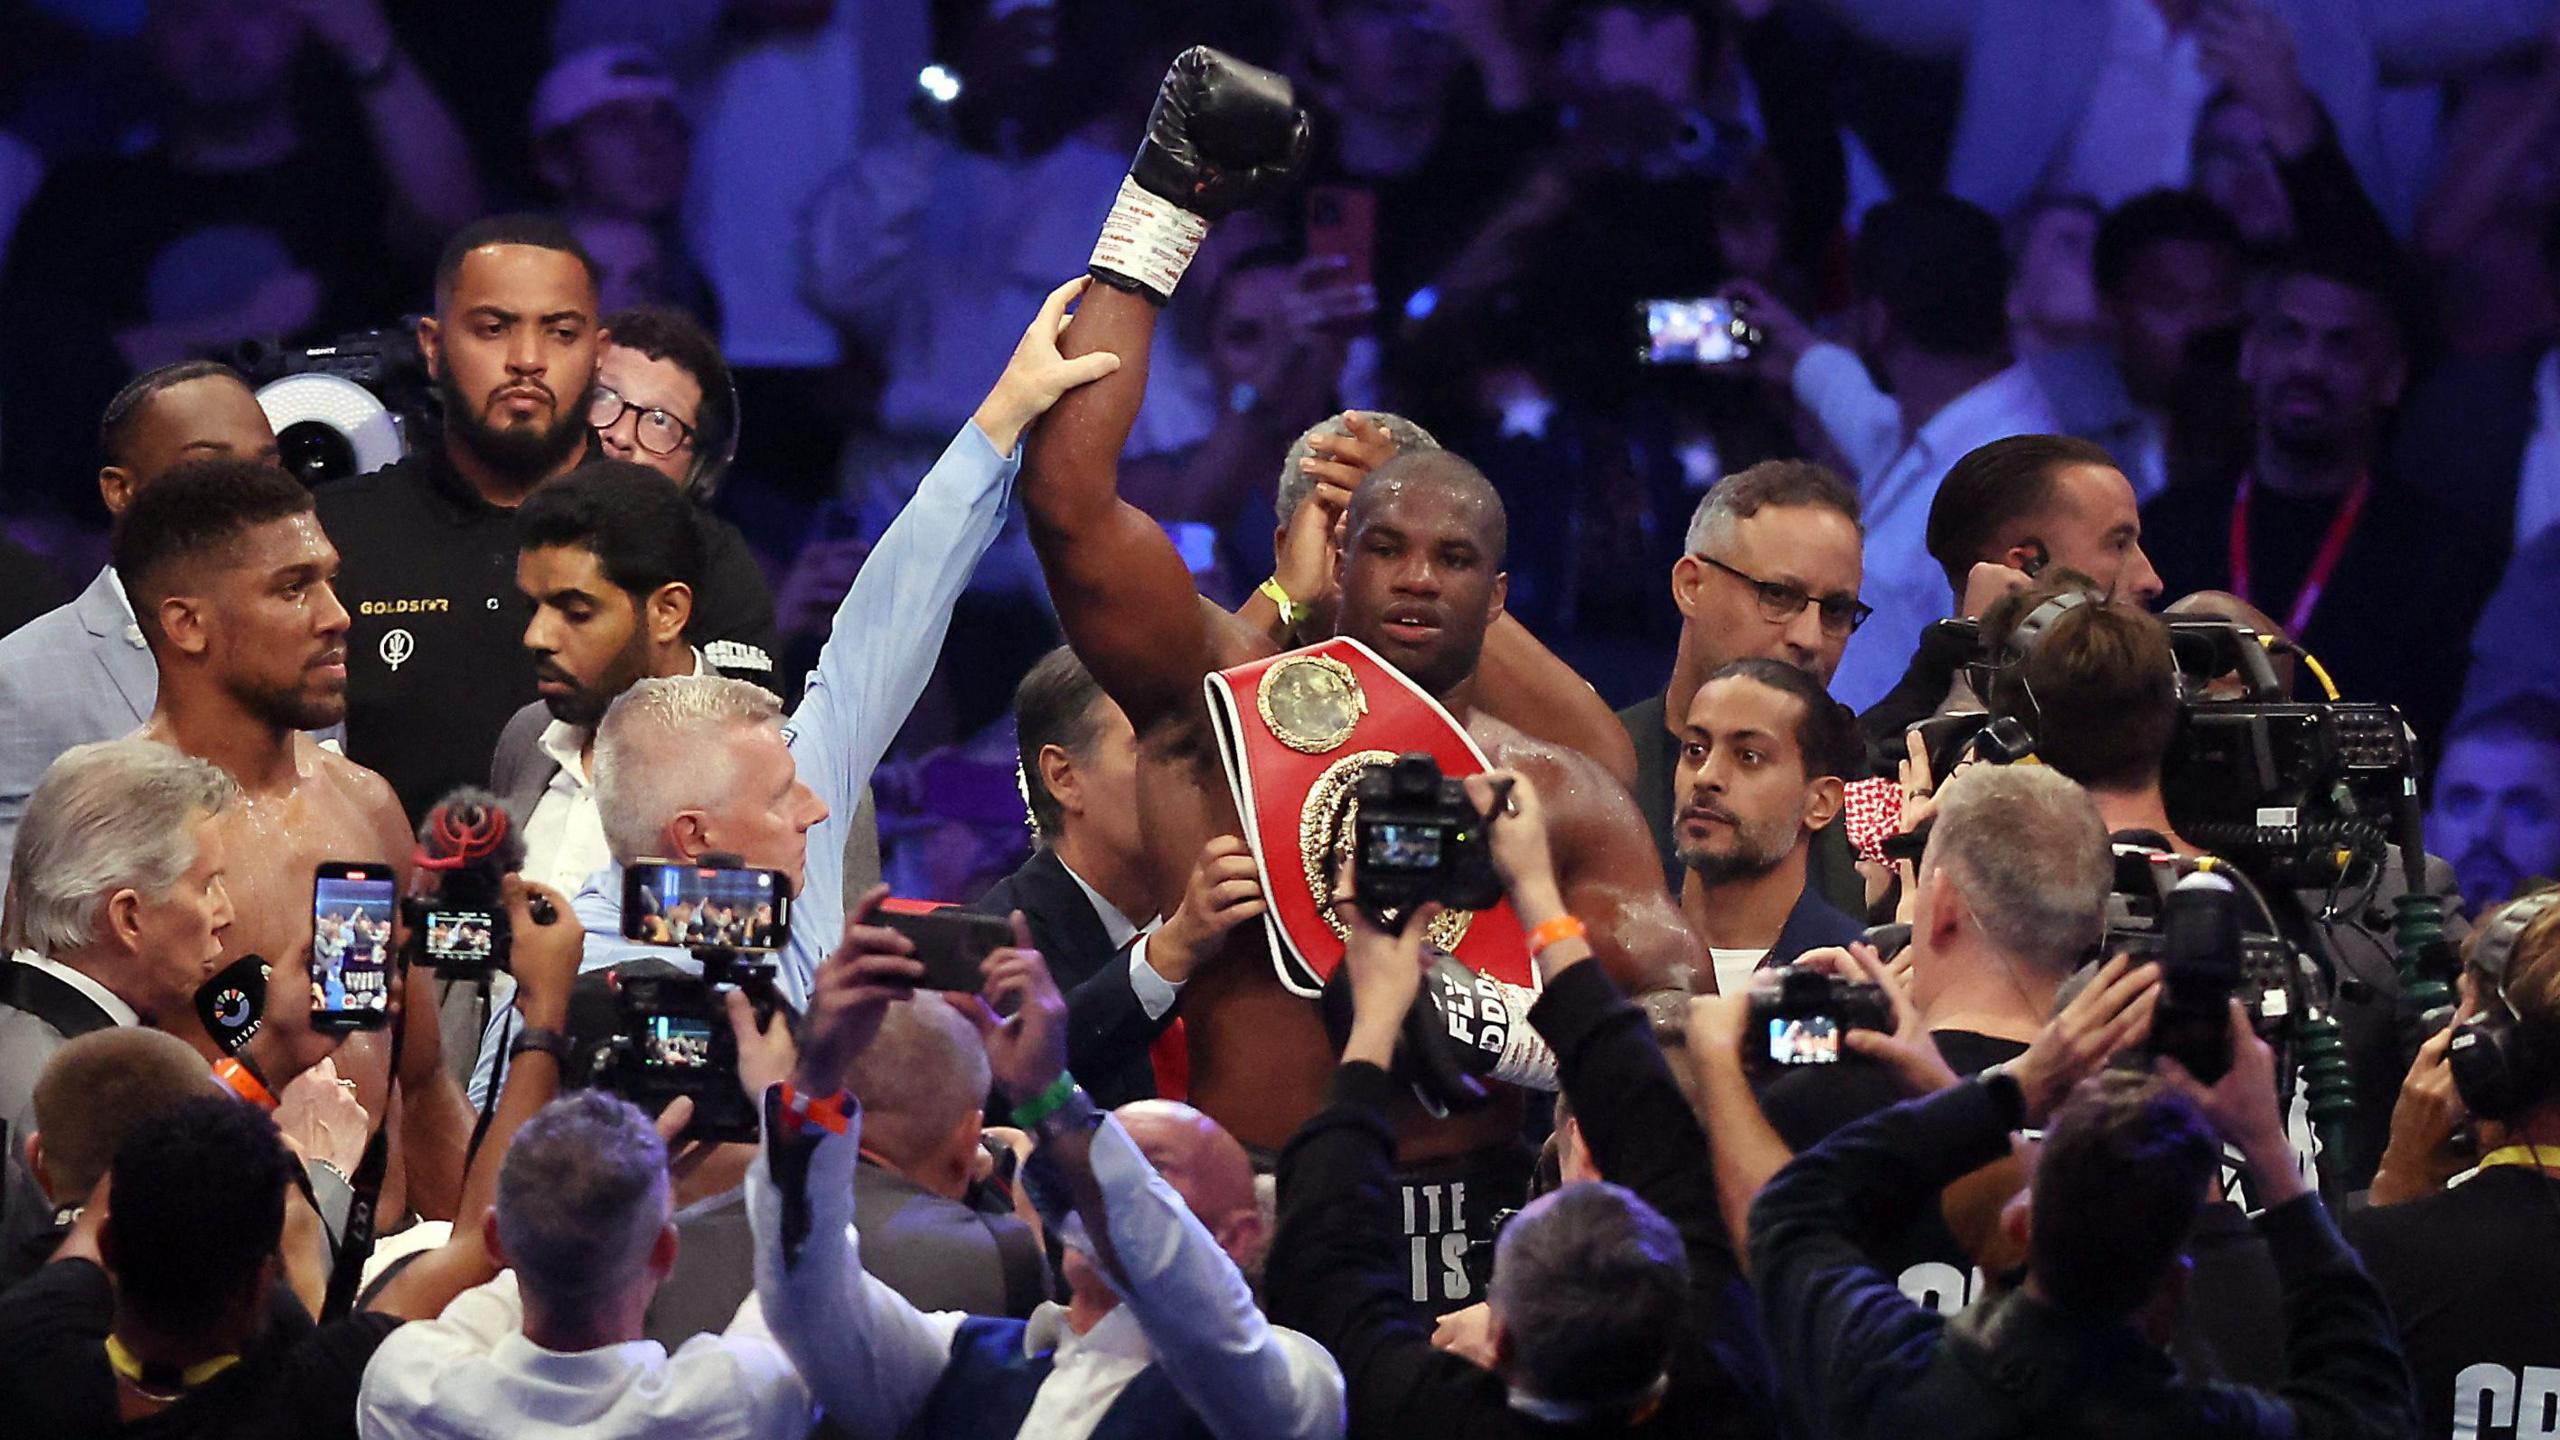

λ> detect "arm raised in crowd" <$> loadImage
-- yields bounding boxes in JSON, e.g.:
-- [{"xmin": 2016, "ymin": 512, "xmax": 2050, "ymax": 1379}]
[{"xmin": 293, "ymin": 0, "xmax": 483, "ymax": 251}]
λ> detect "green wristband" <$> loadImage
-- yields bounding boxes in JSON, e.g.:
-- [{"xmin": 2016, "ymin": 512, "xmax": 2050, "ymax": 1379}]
[{"xmin": 1011, "ymin": 1072, "xmax": 1080, "ymax": 1128}]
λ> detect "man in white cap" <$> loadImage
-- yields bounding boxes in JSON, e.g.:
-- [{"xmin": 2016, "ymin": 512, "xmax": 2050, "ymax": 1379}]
[{"xmin": 531, "ymin": 45, "xmax": 707, "ymax": 317}]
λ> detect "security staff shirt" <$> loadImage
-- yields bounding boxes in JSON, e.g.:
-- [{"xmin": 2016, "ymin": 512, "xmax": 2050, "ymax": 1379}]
[
  {"xmin": 2345, "ymin": 1165, "xmax": 2560, "ymax": 1440},
  {"xmin": 315, "ymin": 443, "xmax": 780, "ymax": 822}
]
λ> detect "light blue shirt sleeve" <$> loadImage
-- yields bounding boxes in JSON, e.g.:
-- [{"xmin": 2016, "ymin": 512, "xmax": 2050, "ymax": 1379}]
[{"xmin": 780, "ymin": 422, "xmax": 1018, "ymax": 1000}]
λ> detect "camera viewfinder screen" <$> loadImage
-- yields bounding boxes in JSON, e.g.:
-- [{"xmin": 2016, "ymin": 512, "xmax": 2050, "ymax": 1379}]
[
  {"xmin": 424, "ymin": 910, "xmax": 494, "ymax": 964},
  {"xmin": 643, "ymin": 1014, "xmax": 715, "ymax": 1070},
  {"xmin": 1364, "ymin": 822, "xmax": 1444, "ymax": 872},
  {"xmin": 312, "ymin": 874, "xmax": 395, "ymax": 1017},
  {"xmin": 628, "ymin": 865, "xmax": 789, "ymax": 951},
  {"xmin": 1769, "ymin": 1016, "xmax": 1841, "ymax": 1065}
]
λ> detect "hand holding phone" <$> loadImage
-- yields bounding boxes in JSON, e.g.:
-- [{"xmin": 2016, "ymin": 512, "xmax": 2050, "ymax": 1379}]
[
  {"xmin": 878, "ymin": 907, "xmax": 1018, "ymax": 993},
  {"xmin": 310, "ymin": 862, "xmax": 398, "ymax": 1034}
]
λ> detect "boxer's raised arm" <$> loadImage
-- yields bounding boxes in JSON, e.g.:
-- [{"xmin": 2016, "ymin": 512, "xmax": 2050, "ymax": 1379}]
[{"xmin": 1023, "ymin": 48, "xmax": 1308, "ymax": 734}]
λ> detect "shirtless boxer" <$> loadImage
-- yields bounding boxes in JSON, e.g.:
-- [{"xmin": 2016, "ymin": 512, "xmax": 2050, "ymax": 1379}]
[
  {"xmin": 1022, "ymin": 49, "xmax": 1693, "ymax": 1307},
  {"xmin": 119, "ymin": 458, "xmax": 474, "ymax": 1218}
]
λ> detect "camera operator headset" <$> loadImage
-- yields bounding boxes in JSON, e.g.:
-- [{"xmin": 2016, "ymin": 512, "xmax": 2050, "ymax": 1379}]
[{"xmin": 2448, "ymin": 888, "xmax": 2560, "ymax": 1129}]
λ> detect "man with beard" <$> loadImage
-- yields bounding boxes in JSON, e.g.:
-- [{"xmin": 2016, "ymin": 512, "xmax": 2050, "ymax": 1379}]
[
  {"xmin": 491, "ymin": 461, "xmax": 713, "ymax": 895},
  {"xmin": 2427, "ymin": 694, "xmax": 2560, "ymax": 914},
  {"xmin": 316, "ymin": 215, "xmax": 777, "ymax": 822},
  {"xmin": 2143, "ymin": 247, "xmax": 2503, "ymax": 758},
  {"xmin": 124, "ymin": 458, "xmax": 477, "ymax": 1222},
  {"xmin": 1674, "ymin": 660, "xmax": 1865, "ymax": 996},
  {"xmin": 1023, "ymin": 49, "xmax": 1694, "ymax": 1311}
]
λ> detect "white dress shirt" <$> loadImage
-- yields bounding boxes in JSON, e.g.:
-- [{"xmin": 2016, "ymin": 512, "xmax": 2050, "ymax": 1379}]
[
  {"xmin": 1057, "ymin": 856, "xmax": 1186, "ymax": 1023},
  {"xmin": 357, "ymin": 1271, "xmax": 812, "ymax": 1440},
  {"xmin": 1793, "ymin": 345, "xmax": 2062, "ymax": 710},
  {"xmin": 749, "ymin": 1103, "xmax": 1345, "ymax": 1440},
  {"xmin": 10, "ymin": 950, "xmax": 138, "ymax": 1027},
  {"xmin": 521, "ymin": 651, "xmax": 711, "ymax": 897}
]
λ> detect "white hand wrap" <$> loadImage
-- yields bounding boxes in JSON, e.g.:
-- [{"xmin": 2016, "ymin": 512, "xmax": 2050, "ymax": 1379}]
[{"xmin": 1089, "ymin": 175, "xmax": 1210, "ymax": 302}]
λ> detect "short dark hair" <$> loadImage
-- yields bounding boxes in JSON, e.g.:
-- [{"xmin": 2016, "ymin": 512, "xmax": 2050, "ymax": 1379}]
[
  {"xmin": 1853, "ymin": 194, "xmax": 2011, "ymax": 356},
  {"xmin": 2259, "ymin": 243, "xmax": 2418, "ymax": 353},
  {"xmin": 436, "ymin": 213, "xmax": 602, "ymax": 307},
  {"xmin": 1982, "ymin": 580, "xmax": 2179, "ymax": 791},
  {"xmin": 32, "ymin": 1028, "xmax": 221, "ymax": 1203},
  {"xmin": 1703, "ymin": 658, "xmax": 1859, "ymax": 780},
  {"xmin": 2449, "ymin": 692, "xmax": 2560, "ymax": 752},
  {"xmin": 1926, "ymin": 434, "xmax": 2120, "ymax": 595},
  {"xmin": 1490, "ymin": 1181, "xmax": 1690, "ymax": 1409},
  {"xmin": 111, "ymin": 458, "xmax": 316, "ymax": 641},
  {"xmin": 106, "ymin": 1096, "xmax": 295, "ymax": 1333},
  {"xmin": 1015, "ymin": 646, "xmax": 1111, "ymax": 841},
  {"xmin": 2093, "ymin": 189, "xmax": 2244, "ymax": 298},
  {"xmin": 601, "ymin": 307, "xmax": 735, "ymax": 482},
  {"xmin": 1684, "ymin": 459, "xmax": 1861, "ymax": 555},
  {"xmin": 99, "ymin": 360, "xmax": 252, "ymax": 469},
  {"xmin": 516, "ymin": 459, "xmax": 706, "ymax": 602},
  {"xmin": 2030, "ymin": 1071, "xmax": 2219, "ymax": 1316}
]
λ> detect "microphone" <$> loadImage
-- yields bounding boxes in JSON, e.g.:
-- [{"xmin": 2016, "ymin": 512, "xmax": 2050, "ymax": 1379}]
[
  {"xmin": 415, "ymin": 786, "xmax": 524, "ymax": 876},
  {"xmin": 194, "ymin": 954, "xmax": 269, "ymax": 1055}
]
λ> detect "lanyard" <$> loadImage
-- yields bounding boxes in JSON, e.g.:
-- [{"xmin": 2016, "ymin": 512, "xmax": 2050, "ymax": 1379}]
[
  {"xmin": 2477, "ymin": 1144, "xmax": 2560, "ymax": 1174},
  {"xmin": 2229, "ymin": 471, "xmax": 2370, "ymax": 637}
]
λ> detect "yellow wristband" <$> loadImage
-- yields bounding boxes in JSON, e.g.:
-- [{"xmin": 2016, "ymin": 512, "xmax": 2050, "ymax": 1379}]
[{"xmin": 1258, "ymin": 577, "xmax": 1311, "ymax": 627}]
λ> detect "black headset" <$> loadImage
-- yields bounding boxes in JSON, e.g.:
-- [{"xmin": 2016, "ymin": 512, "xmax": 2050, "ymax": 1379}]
[
  {"xmin": 686, "ymin": 372, "xmax": 743, "ymax": 501},
  {"xmin": 2449, "ymin": 888, "xmax": 2560, "ymax": 1122}
]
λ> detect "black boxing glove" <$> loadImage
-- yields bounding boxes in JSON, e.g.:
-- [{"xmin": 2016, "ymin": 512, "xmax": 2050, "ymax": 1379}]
[{"xmin": 1089, "ymin": 46, "xmax": 1309, "ymax": 305}]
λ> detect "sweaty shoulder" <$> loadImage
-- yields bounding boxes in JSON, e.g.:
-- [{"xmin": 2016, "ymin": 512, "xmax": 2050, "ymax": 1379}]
[{"xmin": 311, "ymin": 739, "xmax": 412, "ymax": 835}]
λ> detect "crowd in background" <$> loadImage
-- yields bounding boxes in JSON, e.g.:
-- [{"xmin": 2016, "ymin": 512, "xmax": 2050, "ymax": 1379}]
[{"xmin": 4, "ymin": 0, "xmax": 2558, "ymax": 909}]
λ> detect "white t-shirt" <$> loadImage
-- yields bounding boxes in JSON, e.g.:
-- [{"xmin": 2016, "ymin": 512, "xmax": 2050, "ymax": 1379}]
[{"xmin": 1710, "ymin": 947, "xmax": 1772, "ymax": 999}]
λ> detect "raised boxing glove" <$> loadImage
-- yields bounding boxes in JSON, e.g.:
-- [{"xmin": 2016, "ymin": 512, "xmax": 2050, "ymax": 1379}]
[{"xmin": 1089, "ymin": 46, "xmax": 1310, "ymax": 305}]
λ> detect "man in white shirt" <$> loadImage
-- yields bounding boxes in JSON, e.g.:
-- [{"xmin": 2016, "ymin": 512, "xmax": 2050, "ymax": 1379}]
[
  {"xmin": 359, "ymin": 1088, "xmax": 814, "ymax": 1440},
  {"xmin": 492, "ymin": 461, "xmax": 717, "ymax": 895},
  {"xmin": 1736, "ymin": 195, "xmax": 2060, "ymax": 711},
  {"xmin": 749, "ymin": 905, "xmax": 1345, "ymax": 1440}
]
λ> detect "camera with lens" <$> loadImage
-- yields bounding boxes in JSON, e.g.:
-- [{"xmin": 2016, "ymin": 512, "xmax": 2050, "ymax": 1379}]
[
  {"xmin": 587, "ymin": 950, "xmax": 774, "ymax": 1145},
  {"xmin": 1745, "ymin": 965, "xmax": 1893, "ymax": 1068},
  {"xmin": 1348, "ymin": 753, "xmax": 1506, "ymax": 928},
  {"xmin": 2110, "ymin": 859, "xmax": 2308, "ymax": 1083},
  {"xmin": 234, "ymin": 327, "xmax": 432, "ymax": 487}
]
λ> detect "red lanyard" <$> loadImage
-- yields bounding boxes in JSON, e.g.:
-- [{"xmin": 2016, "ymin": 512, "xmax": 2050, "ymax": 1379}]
[{"xmin": 2229, "ymin": 471, "xmax": 2370, "ymax": 637}]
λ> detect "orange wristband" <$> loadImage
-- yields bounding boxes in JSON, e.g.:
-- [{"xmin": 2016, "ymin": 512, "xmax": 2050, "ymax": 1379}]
[
  {"xmin": 213, "ymin": 1057, "xmax": 277, "ymax": 1111},
  {"xmin": 1526, "ymin": 914, "xmax": 1587, "ymax": 957},
  {"xmin": 778, "ymin": 1082, "xmax": 852, "ymax": 1137}
]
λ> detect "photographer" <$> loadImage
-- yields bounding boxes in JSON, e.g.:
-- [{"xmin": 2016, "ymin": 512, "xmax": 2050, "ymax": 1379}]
[
  {"xmin": 1685, "ymin": 764, "xmax": 2111, "ymax": 1292},
  {"xmin": 2346, "ymin": 894, "xmax": 2560, "ymax": 1440},
  {"xmin": 746, "ymin": 898, "xmax": 1344, "ymax": 1439},
  {"xmin": 1977, "ymin": 578, "xmax": 2465, "ymax": 1182},
  {"xmin": 1749, "ymin": 979, "xmax": 2417, "ymax": 1440},
  {"xmin": 1264, "ymin": 770, "xmax": 1779, "ymax": 1439}
]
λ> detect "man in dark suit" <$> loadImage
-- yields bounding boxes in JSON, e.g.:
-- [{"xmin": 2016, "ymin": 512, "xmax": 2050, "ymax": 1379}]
[{"xmin": 973, "ymin": 647, "xmax": 1265, "ymax": 1110}]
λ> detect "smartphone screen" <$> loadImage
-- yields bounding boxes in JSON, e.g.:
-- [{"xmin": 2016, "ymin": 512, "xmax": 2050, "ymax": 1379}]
[
  {"xmin": 641, "ymin": 1013, "xmax": 718, "ymax": 1071},
  {"xmin": 1363, "ymin": 820, "xmax": 1444, "ymax": 872},
  {"xmin": 1639, "ymin": 297, "xmax": 1751, "ymax": 366},
  {"xmin": 879, "ymin": 908, "xmax": 1016, "ymax": 993},
  {"xmin": 1305, "ymin": 185, "xmax": 1378, "ymax": 293},
  {"xmin": 1769, "ymin": 1015, "xmax": 1841, "ymax": 1066},
  {"xmin": 623, "ymin": 862, "xmax": 792, "ymax": 951},
  {"xmin": 311, "ymin": 863, "xmax": 397, "ymax": 1033}
]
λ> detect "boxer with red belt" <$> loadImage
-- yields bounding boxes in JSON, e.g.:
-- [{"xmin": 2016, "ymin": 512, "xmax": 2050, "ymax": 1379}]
[{"xmin": 1020, "ymin": 48, "xmax": 1697, "ymax": 1311}]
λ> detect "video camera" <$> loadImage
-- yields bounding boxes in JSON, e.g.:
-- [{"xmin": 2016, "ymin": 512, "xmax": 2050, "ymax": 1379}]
[
  {"xmin": 1348, "ymin": 754, "xmax": 1508, "ymax": 928},
  {"xmin": 1745, "ymin": 965, "xmax": 1893, "ymax": 1068},
  {"xmin": 588, "ymin": 855, "xmax": 793, "ymax": 1144},
  {"xmin": 404, "ymin": 790, "xmax": 520, "ymax": 984}
]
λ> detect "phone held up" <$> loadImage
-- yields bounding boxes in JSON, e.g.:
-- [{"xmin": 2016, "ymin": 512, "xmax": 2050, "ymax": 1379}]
[{"xmin": 311, "ymin": 861, "xmax": 398, "ymax": 1034}]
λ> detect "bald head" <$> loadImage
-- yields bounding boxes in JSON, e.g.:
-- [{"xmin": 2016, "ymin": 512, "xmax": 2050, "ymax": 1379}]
[
  {"xmin": 30, "ymin": 1027, "xmax": 216, "ymax": 1204},
  {"xmin": 1116, "ymin": 1101, "xmax": 1264, "ymax": 1266},
  {"xmin": 1344, "ymin": 449, "xmax": 1508, "ymax": 567}
]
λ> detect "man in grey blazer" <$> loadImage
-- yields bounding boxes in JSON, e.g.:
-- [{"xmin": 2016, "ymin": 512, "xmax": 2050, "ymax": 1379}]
[{"xmin": 0, "ymin": 361, "xmax": 280, "ymax": 906}]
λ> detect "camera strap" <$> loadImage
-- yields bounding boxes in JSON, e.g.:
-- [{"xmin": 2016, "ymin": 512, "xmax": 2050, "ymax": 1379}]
[
  {"xmin": 319, "ymin": 969, "xmax": 408, "ymax": 1322},
  {"xmin": 2229, "ymin": 471, "xmax": 2370, "ymax": 638}
]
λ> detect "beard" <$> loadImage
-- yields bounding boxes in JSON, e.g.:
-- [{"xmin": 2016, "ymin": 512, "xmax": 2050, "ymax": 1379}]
[
  {"xmin": 236, "ymin": 672, "xmax": 345, "ymax": 734},
  {"xmin": 1678, "ymin": 812, "xmax": 1797, "ymax": 887},
  {"xmin": 540, "ymin": 630, "xmax": 653, "ymax": 728},
  {"xmin": 437, "ymin": 366, "xmax": 591, "ymax": 484}
]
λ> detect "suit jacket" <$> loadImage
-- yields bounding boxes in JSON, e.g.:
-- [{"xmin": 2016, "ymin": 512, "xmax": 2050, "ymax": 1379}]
[
  {"xmin": 1808, "ymin": 0, "xmax": 2547, "ymax": 231},
  {"xmin": 0, "ymin": 568, "xmax": 156, "ymax": 903},
  {"xmin": 488, "ymin": 699, "xmax": 556, "ymax": 830},
  {"xmin": 972, "ymin": 848, "xmax": 1169, "ymax": 1110}
]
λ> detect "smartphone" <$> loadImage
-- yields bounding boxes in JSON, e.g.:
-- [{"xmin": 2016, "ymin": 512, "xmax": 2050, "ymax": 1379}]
[
  {"xmin": 1767, "ymin": 1014, "xmax": 1842, "ymax": 1066},
  {"xmin": 622, "ymin": 861, "xmax": 793, "ymax": 952},
  {"xmin": 311, "ymin": 862, "xmax": 397, "ymax": 1034},
  {"xmin": 879, "ymin": 907, "xmax": 1016, "ymax": 993},
  {"xmin": 1637, "ymin": 297, "xmax": 1761, "ymax": 366},
  {"xmin": 1305, "ymin": 185, "xmax": 1378, "ymax": 293}
]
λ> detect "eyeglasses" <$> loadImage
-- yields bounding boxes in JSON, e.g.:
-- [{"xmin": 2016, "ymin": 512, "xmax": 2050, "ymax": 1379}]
[
  {"xmin": 588, "ymin": 385, "xmax": 698, "ymax": 458},
  {"xmin": 1698, "ymin": 555, "xmax": 1873, "ymax": 636}
]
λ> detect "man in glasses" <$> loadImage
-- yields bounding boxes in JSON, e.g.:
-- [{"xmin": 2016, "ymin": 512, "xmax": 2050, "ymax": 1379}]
[
  {"xmin": 316, "ymin": 216, "xmax": 778, "ymax": 821},
  {"xmin": 1618, "ymin": 460, "xmax": 1871, "ymax": 907}
]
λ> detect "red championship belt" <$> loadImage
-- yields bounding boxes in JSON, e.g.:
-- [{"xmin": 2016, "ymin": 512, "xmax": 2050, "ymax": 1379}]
[{"xmin": 1205, "ymin": 636, "xmax": 1534, "ymax": 997}]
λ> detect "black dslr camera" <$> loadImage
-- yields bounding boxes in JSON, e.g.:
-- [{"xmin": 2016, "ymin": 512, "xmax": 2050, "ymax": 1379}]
[
  {"xmin": 1349, "ymin": 754, "xmax": 1507, "ymax": 928},
  {"xmin": 588, "ymin": 954, "xmax": 774, "ymax": 1145},
  {"xmin": 1746, "ymin": 965, "xmax": 1893, "ymax": 1067}
]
